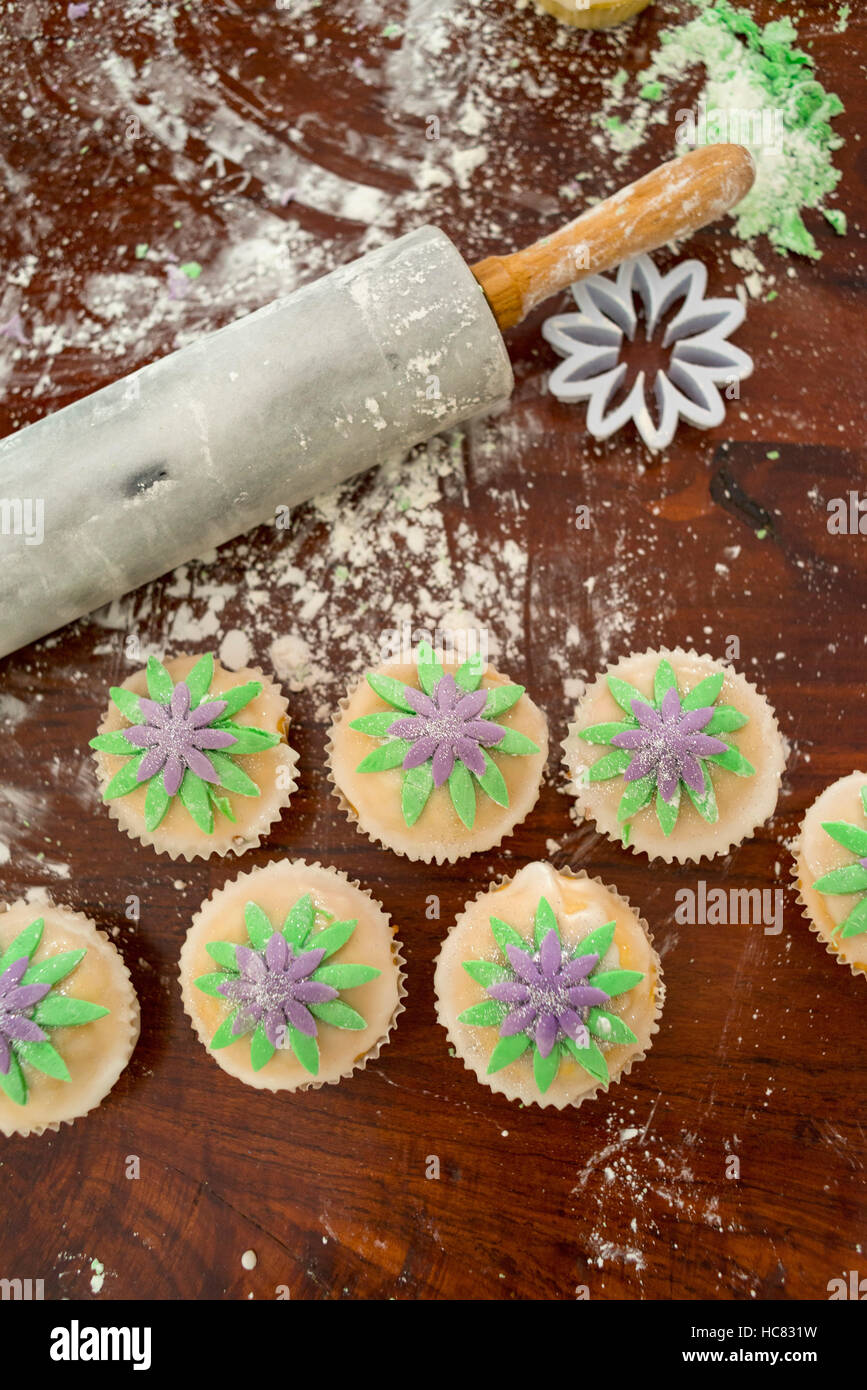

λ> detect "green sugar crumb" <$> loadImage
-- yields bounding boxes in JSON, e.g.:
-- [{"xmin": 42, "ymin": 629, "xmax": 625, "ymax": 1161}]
[
  {"xmin": 639, "ymin": 81, "xmax": 664, "ymax": 101},
  {"xmin": 134, "ymin": 243, "xmax": 148, "ymax": 259},
  {"xmin": 765, "ymin": 289, "xmax": 778, "ymax": 301},
  {"xmin": 606, "ymin": 116, "xmax": 624, "ymax": 132},
  {"xmin": 822, "ymin": 207, "xmax": 847, "ymax": 235},
  {"xmin": 766, "ymin": 450, "xmax": 780, "ymax": 460},
  {"xmin": 178, "ymin": 261, "xmax": 202, "ymax": 280},
  {"xmin": 755, "ymin": 528, "xmax": 768, "ymax": 540},
  {"xmin": 632, "ymin": 0, "xmax": 845, "ymax": 259},
  {"xmin": 836, "ymin": 4, "xmax": 849, "ymax": 32}
]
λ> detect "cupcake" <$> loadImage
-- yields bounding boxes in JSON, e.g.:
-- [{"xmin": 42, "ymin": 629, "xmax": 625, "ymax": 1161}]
[
  {"xmin": 563, "ymin": 648, "xmax": 785, "ymax": 862},
  {"xmin": 0, "ymin": 897, "xmax": 139, "ymax": 1137},
  {"xmin": 533, "ymin": 0, "xmax": 652, "ymax": 30},
  {"xmin": 179, "ymin": 860, "xmax": 405, "ymax": 1091},
  {"xmin": 328, "ymin": 640, "xmax": 548, "ymax": 862},
  {"xmin": 91, "ymin": 651, "xmax": 299, "ymax": 860},
  {"xmin": 794, "ymin": 772, "xmax": 867, "ymax": 980},
  {"xmin": 435, "ymin": 861, "xmax": 661, "ymax": 1109}
]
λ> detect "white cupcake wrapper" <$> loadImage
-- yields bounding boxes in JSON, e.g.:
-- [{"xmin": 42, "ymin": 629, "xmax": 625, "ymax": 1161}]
[
  {"xmin": 434, "ymin": 865, "xmax": 664, "ymax": 1111},
  {"xmin": 0, "ymin": 895, "xmax": 140, "ymax": 1138},
  {"xmin": 561, "ymin": 646, "xmax": 786, "ymax": 864},
  {"xmin": 93, "ymin": 662, "xmax": 299, "ymax": 862},
  {"xmin": 179, "ymin": 860, "xmax": 407, "ymax": 1092}
]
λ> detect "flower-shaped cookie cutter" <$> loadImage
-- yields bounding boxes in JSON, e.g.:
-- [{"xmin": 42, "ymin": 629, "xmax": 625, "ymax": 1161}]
[{"xmin": 542, "ymin": 254, "xmax": 753, "ymax": 451}]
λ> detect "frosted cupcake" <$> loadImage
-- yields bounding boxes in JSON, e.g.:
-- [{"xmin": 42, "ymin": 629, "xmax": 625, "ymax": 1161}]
[
  {"xmin": 328, "ymin": 640, "xmax": 548, "ymax": 863},
  {"xmin": 180, "ymin": 860, "xmax": 405, "ymax": 1091},
  {"xmin": 794, "ymin": 773, "xmax": 867, "ymax": 980},
  {"xmin": 534, "ymin": 0, "xmax": 652, "ymax": 29},
  {"xmin": 91, "ymin": 651, "xmax": 298, "ymax": 860},
  {"xmin": 434, "ymin": 861, "xmax": 662, "ymax": 1109},
  {"xmin": 563, "ymin": 648, "xmax": 785, "ymax": 862},
  {"xmin": 0, "ymin": 898, "xmax": 139, "ymax": 1137}
]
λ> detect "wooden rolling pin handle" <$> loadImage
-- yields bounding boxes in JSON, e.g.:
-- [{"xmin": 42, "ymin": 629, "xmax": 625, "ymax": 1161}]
[{"xmin": 472, "ymin": 144, "xmax": 756, "ymax": 331}]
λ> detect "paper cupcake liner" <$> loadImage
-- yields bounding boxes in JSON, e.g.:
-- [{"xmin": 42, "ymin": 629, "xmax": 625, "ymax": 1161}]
[
  {"xmin": 561, "ymin": 646, "xmax": 786, "ymax": 865},
  {"xmin": 791, "ymin": 800, "xmax": 867, "ymax": 985},
  {"xmin": 93, "ymin": 663, "xmax": 299, "ymax": 862},
  {"xmin": 179, "ymin": 860, "xmax": 407, "ymax": 1092},
  {"xmin": 0, "ymin": 895, "xmax": 140, "ymax": 1138},
  {"xmin": 434, "ymin": 865, "xmax": 664, "ymax": 1111},
  {"xmin": 534, "ymin": 0, "xmax": 652, "ymax": 28},
  {"xmin": 326, "ymin": 675, "xmax": 547, "ymax": 865}
]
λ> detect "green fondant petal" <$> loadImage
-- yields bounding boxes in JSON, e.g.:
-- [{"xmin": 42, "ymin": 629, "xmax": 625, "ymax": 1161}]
[
  {"xmin": 587, "ymin": 1008, "xmax": 638, "ymax": 1046},
  {"xmin": 17, "ymin": 1039, "xmax": 71, "ymax": 1081},
  {"xmin": 244, "ymin": 901, "xmax": 274, "ymax": 949},
  {"xmin": 705, "ymin": 744, "xmax": 755, "ymax": 778},
  {"xmin": 185, "ymin": 653, "xmax": 214, "ymax": 707},
  {"xmin": 0, "ymin": 918, "xmax": 45, "ymax": 974},
  {"xmin": 109, "ymin": 685, "xmax": 144, "ymax": 724},
  {"xmin": 461, "ymin": 959, "xmax": 512, "ymax": 986},
  {"xmin": 682, "ymin": 671, "xmax": 725, "ymax": 711},
  {"xmin": 310, "ymin": 999, "xmax": 366, "ymax": 1030},
  {"xmin": 813, "ymin": 864, "xmax": 867, "ymax": 895},
  {"xmin": 686, "ymin": 767, "xmax": 719, "ymax": 823},
  {"xmin": 574, "ymin": 921, "xmax": 616, "ymax": 960},
  {"xmin": 194, "ymin": 971, "xmax": 229, "ymax": 998},
  {"xmin": 564, "ymin": 1036, "xmax": 609, "ymax": 1083},
  {"xmin": 219, "ymin": 681, "xmax": 263, "ymax": 718},
  {"xmin": 534, "ymin": 895, "xmax": 559, "ymax": 947},
  {"xmin": 606, "ymin": 674, "xmax": 646, "ymax": 715},
  {"xmin": 653, "ymin": 658, "xmax": 678, "ymax": 705},
  {"xmin": 579, "ymin": 719, "xmax": 638, "ymax": 745},
  {"xmin": 821, "ymin": 820, "xmax": 867, "ymax": 858},
  {"xmin": 210, "ymin": 1010, "xmax": 242, "ymax": 1049},
  {"xmin": 288, "ymin": 1026, "xmax": 319, "ymax": 1075},
  {"xmin": 282, "ymin": 894, "xmax": 314, "ymax": 948},
  {"xmin": 401, "ymin": 763, "xmax": 434, "ymax": 827},
  {"xmin": 207, "ymin": 751, "xmax": 260, "ymax": 796},
  {"xmin": 617, "ymin": 775, "xmax": 655, "ymax": 822},
  {"xmin": 840, "ymin": 897, "xmax": 867, "ymax": 938},
  {"xmin": 586, "ymin": 749, "xmax": 632, "ymax": 782},
  {"xmin": 0, "ymin": 1053, "xmax": 27, "ymax": 1105},
  {"xmin": 146, "ymin": 655, "xmax": 174, "ymax": 703},
  {"xmin": 178, "ymin": 769, "xmax": 214, "ymax": 833},
  {"xmin": 356, "ymin": 738, "xmax": 411, "ymax": 773},
  {"xmin": 705, "ymin": 704, "xmax": 749, "ymax": 734},
  {"xmin": 448, "ymin": 760, "xmax": 476, "ymax": 829},
  {"xmin": 205, "ymin": 941, "xmax": 238, "ymax": 970},
  {"xmin": 455, "ymin": 655, "xmax": 485, "ymax": 692},
  {"xmin": 474, "ymin": 750, "xmax": 509, "ymax": 808},
  {"xmin": 349, "ymin": 711, "xmax": 398, "ymax": 737},
  {"xmin": 495, "ymin": 728, "xmax": 539, "ymax": 756},
  {"xmin": 590, "ymin": 969, "xmax": 644, "ymax": 997},
  {"xmin": 206, "ymin": 787, "xmax": 236, "ymax": 823},
  {"xmin": 144, "ymin": 776, "xmax": 172, "ymax": 833},
  {"xmin": 533, "ymin": 1042, "xmax": 561, "ymax": 1093},
  {"xmin": 486, "ymin": 1033, "xmax": 530, "ymax": 1074},
  {"xmin": 313, "ymin": 963, "xmax": 380, "ymax": 988},
  {"xmin": 90, "ymin": 730, "xmax": 138, "ymax": 755},
  {"xmin": 250, "ymin": 1025, "xmax": 276, "ymax": 1072},
  {"xmin": 102, "ymin": 753, "xmax": 146, "ymax": 800},
  {"xmin": 365, "ymin": 672, "xmax": 414, "ymax": 711},
  {"xmin": 490, "ymin": 915, "xmax": 525, "ymax": 957},
  {"xmin": 655, "ymin": 783, "xmax": 681, "ymax": 836},
  {"xmin": 32, "ymin": 997, "xmax": 109, "ymax": 1027},
  {"xmin": 862, "ymin": 787, "xmax": 867, "ymax": 819},
  {"xmin": 23, "ymin": 949, "xmax": 85, "ymax": 986},
  {"xmin": 481, "ymin": 683, "xmax": 524, "ymax": 717},
  {"xmin": 312, "ymin": 919, "xmax": 357, "ymax": 959},
  {"xmin": 416, "ymin": 641, "xmax": 446, "ymax": 695},
  {"xmin": 458, "ymin": 1000, "xmax": 508, "ymax": 1027},
  {"xmin": 214, "ymin": 724, "xmax": 279, "ymax": 756}
]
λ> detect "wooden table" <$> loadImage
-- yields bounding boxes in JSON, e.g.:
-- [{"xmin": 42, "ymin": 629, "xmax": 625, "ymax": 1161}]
[{"xmin": 0, "ymin": 0, "xmax": 864, "ymax": 1300}]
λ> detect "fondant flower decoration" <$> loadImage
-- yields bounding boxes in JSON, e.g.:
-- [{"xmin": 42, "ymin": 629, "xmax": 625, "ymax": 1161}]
[
  {"xmin": 458, "ymin": 895, "xmax": 644, "ymax": 1094},
  {"xmin": 194, "ymin": 894, "xmax": 380, "ymax": 1076},
  {"xmin": 578, "ymin": 658, "xmax": 754, "ymax": 843},
  {"xmin": 542, "ymin": 254, "xmax": 753, "ymax": 451},
  {"xmin": 813, "ymin": 785, "xmax": 867, "ymax": 939},
  {"xmin": 351, "ymin": 641, "xmax": 539, "ymax": 830},
  {"xmin": 0, "ymin": 917, "xmax": 108, "ymax": 1106},
  {"xmin": 90, "ymin": 654, "xmax": 280, "ymax": 835}
]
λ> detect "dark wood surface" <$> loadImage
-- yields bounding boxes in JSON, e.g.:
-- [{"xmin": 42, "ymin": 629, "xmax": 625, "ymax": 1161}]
[{"xmin": 0, "ymin": 0, "xmax": 864, "ymax": 1301}]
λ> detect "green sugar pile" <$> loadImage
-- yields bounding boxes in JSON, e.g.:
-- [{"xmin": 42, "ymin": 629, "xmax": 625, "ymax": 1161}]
[{"xmin": 633, "ymin": 0, "xmax": 845, "ymax": 258}]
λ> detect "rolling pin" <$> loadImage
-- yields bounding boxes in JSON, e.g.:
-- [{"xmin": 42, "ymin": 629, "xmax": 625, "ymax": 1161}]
[{"xmin": 0, "ymin": 144, "xmax": 753, "ymax": 660}]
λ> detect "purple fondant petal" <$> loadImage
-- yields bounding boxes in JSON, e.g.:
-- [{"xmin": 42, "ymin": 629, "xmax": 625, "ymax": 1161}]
[
  {"xmin": 162, "ymin": 754, "xmax": 184, "ymax": 797},
  {"xmin": 286, "ymin": 999, "xmax": 317, "ymax": 1036},
  {"xmin": 539, "ymin": 928, "xmax": 562, "ymax": 981},
  {"xmin": 265, "ymin": 931, "xmax": 288, "ymax": 971},
  {"xmin": 387, "ymin": 717, "xmax": 429, "ymax": 739},
  {"xmin": 534, "ymin": 1011, "xmax": 558, "ymax": 1058},
  {"xmin": 293, "ymin": 980, "xmax": 338, "ymax": 1004},
  {"xmin": 403, "ymin": 686, "xmax": 437, "ymax": 718},
  {"xmin": 192, "ymin": 727, "xmax": 237, "ymax": 750},
  {"xmin": 454, "ymin": 689, "xmax": 488, "ymax": 720},
  {"xmin": 632, "ymin": 699, "xmax": 662, "ymax": 729},
  {"xmin": 657, "ymin": 769, "xmax": 679, "ymax": 802},
  {"xmin": 505, "ymin": 944, "xmax": 543, "ymax": 985},
  {"xmin": 3, "ymin": 1015, "xmax": 47, "ymax": 1043},
  {"xmin": 462, "ymin": 719, "xmax": 505, "ymax": 745},
  {"xmin": 188, "ymin": 698, "xmax": 228, "ymax": 728},
  {"xmin": 402, "ymin": 736, "xmax": 439, "ymax": 770},
  {"xmin": 231, "ymin": 1010, "xmax": 252, "ymax": 1036},
  {"xmin": 561, "ymin": 954, "xmax": 599, "ymax": 983},
  {"xmin": 171, "ymin": 682, "xmax": 191, "ymax": 719},
  {"xmin": 137, "ymin": 746, "xmax": 169, "ymax": 783},
  {"xmin": 5, "ymin": 981, "xmax": 50, "ymax": 1009},
  {"xmin": 288, "ymin": 946, "xmax": 325, "ymax": 981},
  {"xmin": 2, "ymin": 959, "xmax": 28, "ymax": 990},
  {"xmin": 435, "ymin": 674, "xmax": 457, "ymax": 712},
  {"xmin": 679, "ymin": 706, "xmax": 715, "ymax": 733},
  {"xmin": 684, "ymin": 732, "xmax": 727, "ymax": 757},
  {"xmin": 660, "ymin": 687, "xmax": 682, "ymax": 721},
  {"xmin": 557, "ymin": 1008, "xmax": 590, "ymax": 1045},
  {"xmin": 235, "ymin": 945, "xmax": 267, "ymax": 979},
  {"xmin": 486, "ymin": 981, "xmax": 530, "ymax": 1004},
  {"xmin": 680, "ymin": 752, "xmax": 706, "ymax": 794},
  {"xmin": 0, "ymin": 1035, "xmax": 9, "ymax": 1074},
  {"xmin": 623, "ymin": 752, "xmax": 654, "ymax": 784},
  {"xmin": 123, "ymin": 724, "xmax": 161, "ymax": 748},
  {"xmin": 138, "ymin": 698, "xmax": 170, "ymax": 726},
  {"xmin": 217, "ymin": 978, "xmax": 251, "ymax": 1001},
  {"xmin": 499, "ymin": 1005, "xmax": 537, "ymax": 1037},
  {"xmin": 185, "ymin": 748, "xmax": 220, "ymax": 783},
  {"xmin": 431, "ymin": 740, "xmax": 455, "ymax": 787},
  {"xmin": 454, "ymin": 737, "xmax": 486, "ymax": 778},
  {"xmin": 264, "ymin": 1010, "xmax": 286, "ymax": 1048},
  {"xmin": 610, "ymin": 728, "xmax": 647, "ymax": 751},
  {"xmin": 567, "ymin": 985, "xmax": 610, "ymax": 1008}
]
